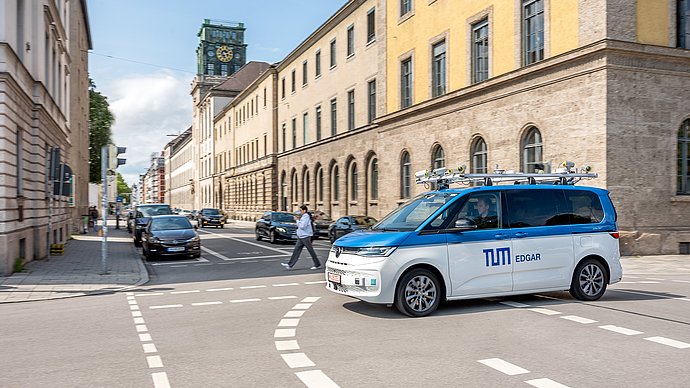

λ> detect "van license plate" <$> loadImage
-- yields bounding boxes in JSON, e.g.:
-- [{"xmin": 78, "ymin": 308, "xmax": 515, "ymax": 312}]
[{"xmin": 328, "ymin": 272, "xmax": 341, "ymax": 283}]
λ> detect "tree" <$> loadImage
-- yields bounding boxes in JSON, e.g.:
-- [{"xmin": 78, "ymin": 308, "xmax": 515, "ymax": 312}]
[
  {"xmin": 89, "ymin": 78, "xmax": 115, "ymax": 182},
  {"xmin": 116, "ymin": 173, "xmax": 131, "ymax": 204}
]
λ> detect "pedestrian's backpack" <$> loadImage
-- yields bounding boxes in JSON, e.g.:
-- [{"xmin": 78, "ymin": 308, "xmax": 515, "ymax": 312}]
[{"xmin": 308, "ymin": 212, "xmax": 316, "ymax": 241}]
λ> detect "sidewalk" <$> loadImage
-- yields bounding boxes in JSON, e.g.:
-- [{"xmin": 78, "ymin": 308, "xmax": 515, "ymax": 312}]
[{"xmin": 0, "ymin": 219, "xmax": 148, "ymax": 304}]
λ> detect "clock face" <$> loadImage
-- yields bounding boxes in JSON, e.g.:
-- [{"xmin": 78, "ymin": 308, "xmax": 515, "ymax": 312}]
[{"xmin": 216, "ymin": 45, "xmax": 233, "ymax": 63}]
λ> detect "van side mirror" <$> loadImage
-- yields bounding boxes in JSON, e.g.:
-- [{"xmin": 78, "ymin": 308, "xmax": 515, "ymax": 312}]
[{"xmin": 451, "ymin": 218, "xmax": 478, "ymax": 232}]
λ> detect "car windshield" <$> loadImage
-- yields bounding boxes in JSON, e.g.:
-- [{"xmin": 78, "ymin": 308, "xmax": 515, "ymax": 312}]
[
  {"xmin": 353, "ymin": 216, "xmax": 377, "ymax": 226},
  {"xmin": 150, "ymin": 217, "xmax": 193, "ymax": 231},
  {"xmin": 272, "ymin": 213, "xmax": 296, "ymax": 223},
  {"xmin": 202, "ymin": 209, "xmax": 220, "ymax": 215},
  {"xmin": 139, "ymin": 206, "xmax": 173, "ymax": 217},
  {"xmin": 372, "ymin": 192, "xmax": 459, "ymax": 231}
]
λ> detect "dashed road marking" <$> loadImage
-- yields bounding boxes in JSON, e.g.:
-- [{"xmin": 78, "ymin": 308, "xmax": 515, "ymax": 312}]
[
  {"xmin": 643, "ymin": 336, "xmax": 690, "ymax": 349},
  {"xmin": 206, "ymin": 287, "xmax": 234, "ymax": 292},
  {"xmin": 525, "ymin": 378, "xmax": 571, "ymax": 388},
  {"xmin": 134, "ymin": 317, "xmax": 146, "ymax": 324},
  {"xmin": 278, "ymin": 319, "xmax": 300, "ymax": 327},
  {"xmin": 146, "ymin": 355, "xmax": 163, "ymax": 368},
  {"xmin": 191, "ymin": 301, "xmax": 223, "ymax": 306},
  {"xmin": 528, "ymin": 308, "xmax": 561, "ymax": 316},
  {"xmin": 672, "ymin": 280, "xmax": 690, "ymax": 283},
  {"xmin": 285, "ymin": 310, "xmax": 305, "ymax": 317},
  {"xmin": 275, "ymin": 340, "xmax": 300, "ymax": 351},
  {"xmin": 132, "ymin": 311, "xmax": 143, "ymax": 317},
  {"xmin": 281, "ymin": 353, "xmax": 316, "ymax": 368},
  {"xmin": 269, "ymin": 296, "xmax": 298, "ymax": 300},
  {"xmin": 273, "ymin": 283, "xmax": 300, "ymax": 287},
  {"xmin": 293, "ymin": 303, "xmax": 312, "ymax": 310},
  {"xmin": 136, "ymin": 325, "xmax": 149, "ymax": 332},
  {"xmin": 275, "ymin": 329, "xmax": 296, "ymax": 338},
  {"xmin": 559, "ymin": 315, "xmax": 597, "ymax": 324},
  {"xmin": 139, "ymin": 334, "xmax": 152, "ymax": 342},
  {"xmin": 240, "ymin": 285, "xmax": 267, "ymax": 289},
  {"xmin": 149, "ymin": 305, "xmax": 183, "ymax": 310},
  {"xmin": 171, "ymin": 290, "xmax": 200, "ymax": 295},
  {"xmin": 598, "ymin": 325, "xmax": 643, "ymax": 336},
  {"xmin": 295, "ymin": 370, "xmax": 340, "ymax": 388},
  {"xmin": 135, "ymin": 293, "xmax": 165, "ymax": 297},
  {"xmin": 478, "ymin": 358, "xmax": 530, "ymax": 375},
  {"xmin": 151, "ymin": 372, "xmax": 171, "ymax": 388},
  {"xmin": 304, "ymin": 281, "xmax": 327, "ymax": 285},
  {"xmin": 301, "ymin": 297, "xmax": 321, "ymax": 303},
  {"xmin": 500, "ymin": 301, "xmax": 530, "ymax": 308},
  {"xmin": 230, "ymin": 298, "xmax": 261, "ymax": 303},
  {"xmin": 142, "ymin": 343, "xmax": 158, "ymax": 353}
]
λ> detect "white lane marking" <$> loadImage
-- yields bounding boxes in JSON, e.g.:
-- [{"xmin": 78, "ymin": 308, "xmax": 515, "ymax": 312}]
[
  {"xmin": 139, "ymin": 334, "xmax": 152, "ymax": 342},
  {"xmin": 146, "ymin": 355, "xmax": 163, "ymax": 368},
  {"xmin": 281, "ymin": 353, "xmax": 316, "ymax": 368},
  {"xmin": 275, "ymin": 329, "xmax": 296, "ymax": 338},
  {"xmin": 130, "ymin": 305, "xmax": 140, "ymax": 311},
  {"xmin": 217, "ymin": 262, "xmax": 234, "ymax": 265},
  {"xmin": 127, "ymin": 296, "xmax": 136, "ymax": 300},
  {"xmin": 638, "ymin": 281, "xmax": 660, "ymax": 284},
  {"xmin": 192, "ymin": 301, "xmax": 223, "ymax": 306},
  {"xmin": 134, "ymin": 293, "xmax": 165, "ymax": 297},
  {"xmin": 525, "ymin": 378, "xmax": 571, "ymax": 388},
  {"xmin": 560, "ymin": 315, "xmax": 598, "ymax": 324},
  {"xmin": 224, "ymin": 254, "xmax": 289, "ymax": 261},
  {"xmin": 672, "ymin": 280, "xmax": 690, "ymax": 283},
  {"xmin": 617, "ymin": 281, "xmax": 638, "ymax": 284},
  {"xmin": 206, "ymin": 287, "xmax": 234, "ymax": 292},
  {"xmin": 126, "ymin": 292, "xmax": 134, "ymax": 296},
  {"xmin": 136, "ymin": 325, "xmax": 148, "ymax": 332},
  {"xmin": 293, "ymin": 303, "xmax": 313, "ymax": 310},
  {"xmin": 194, "ymin": 263, "xmax": 214, "ymax": 266},
  {"xmin": 598, "ymin": 325, "xmax": 643, "ymax": 336},
  {"xmin": 240, "ymin": 285, "xmax": 267, "ymax": 289},
  {"xmin": 284, "ymin": 310, "xmax": 305, "ymax": 318},
  {"xmin": 200, "ymin": 229, "xmax": 289, "ymax": 254},
  {"xmin": 230, "ymin": 298, "xmax": 261, "ymax": 303},
  {"xmin": 128, "ymin": 300, "xmax": 137, "ymax": 305},
  {"xmin": 646, "ymin": 278, "xmax": 666, "ymax": 281},
  {"xmin": 171, "ymin": 290, "xmax": 200, "ymax": 294},
  {"xmin": 240, "ymin": 260, "xmax": 259, "ymax": 263},
  {"xmin": 278, "ymin": 319, "xmax": 300, "ymax": 327},
  {"xmin": 273, "ymin": 283, "xmax": 300, "ymax": 287},
  {"xmin": 500, "ymin": 301, "xmax": 530, "ymax": 308},
  {"xmin": 151, "ymin": 372, "xmax": 171, "ymax": 388},
  {"xmin": 295, "ymin": 370, "xmax": 340, "ymax": 388},
  {"xmin": 142, "ymin": 343, "xmax": 158, "ymax": 353},
  {"xmin": 304, "ymin": 281, "xmax": 327, "ymax": 285},
  {"xmin": 275, "ymin": 340, "xmax": 300, "ymax": 351},
  {"xmin": 150, "ymin": 305, "xmax": 184, "ymax": 310},
  {"xmin": 301, "ymin": 297, "xmax": 321, "ymax": 303},
  {"xmin": 269, "ymin": 296, "xmax": 298, "ymax": 300},
  {"xmin": 131, "ymin": 311, "xmax": 143, "ymax": 317},
  {"xmin": 644, "ymin": 336, "xmax": 690, "ymax": 349},
  {"xmin": 528, "ymin": 308, "xmax": 561, "ymax": 316},
  {"xmin": 170, "ymin": 265, "xmax": 188, "ymax": 268},
  {"xmin": 613, "ymin": 289, "xmax": 690, "ymax": 302},
  {"xmin": 151, "ymin": 257, "xmax": 209, "ymax": 266},
  {"xmin": 133, "ymin": 317, "xmax": 146, "ymax": 324},
  {"xmin": 478, "ymin": 358, "xmax": 530, "ymax": 375}
]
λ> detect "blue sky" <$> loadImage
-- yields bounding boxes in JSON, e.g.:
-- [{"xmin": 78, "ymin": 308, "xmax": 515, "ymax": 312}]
[{"xmin": 88, "ymin": 0, "xmax": 346, "ymax": 185}]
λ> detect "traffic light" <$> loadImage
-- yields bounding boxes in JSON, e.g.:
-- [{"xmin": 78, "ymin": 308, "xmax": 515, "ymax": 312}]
[{"xmin": 108, "ymin": 145, "xmax": 127, "ymax": 170}]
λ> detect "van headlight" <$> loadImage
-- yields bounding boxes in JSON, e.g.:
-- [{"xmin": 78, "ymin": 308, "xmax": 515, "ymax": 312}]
[
  {"xmin": 355, "ymin": 247, "xmax": 396, "ymax": 257},
  {"xmin": 276, "ymin": 227, "xmax": 286, "ymax": 233}
]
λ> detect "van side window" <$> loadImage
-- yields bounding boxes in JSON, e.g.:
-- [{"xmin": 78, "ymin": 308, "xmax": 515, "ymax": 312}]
[
  {"xmin": 506, "ymin": 189, "xmax": 569, "ymax": 228},
  {"xmin": 427, "ymin": 192, "xmax": 501, "ymax": 230},
  {"xmin": 564, "ymin": 190, "xmax": 604, "ymax": 224}
]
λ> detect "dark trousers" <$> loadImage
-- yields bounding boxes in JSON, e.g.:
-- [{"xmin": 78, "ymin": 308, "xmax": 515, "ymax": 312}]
[{"xmin": 287, "ymin": 237, "xmax": 321, "ymax": 267}]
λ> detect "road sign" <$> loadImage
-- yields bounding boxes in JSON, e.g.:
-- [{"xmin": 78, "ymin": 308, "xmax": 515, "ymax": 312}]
[{"xmin": 117, "ymin": 196, "xmax": 123, "ymax": 202}]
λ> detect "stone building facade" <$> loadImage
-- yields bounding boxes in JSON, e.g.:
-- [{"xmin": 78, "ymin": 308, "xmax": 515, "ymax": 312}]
[
  {"xmin": 0, "ymin": 0, "xmax": 91, "ymax": 275},
  {"xmin": 164, "ymin": 127, "xmax": 194, "ymax": 210}
]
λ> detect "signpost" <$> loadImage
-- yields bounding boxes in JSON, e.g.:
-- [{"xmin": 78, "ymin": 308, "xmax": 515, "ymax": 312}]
[{"xmin": 101, "ymin": 144, "xmax": 126, "ymax": 274}]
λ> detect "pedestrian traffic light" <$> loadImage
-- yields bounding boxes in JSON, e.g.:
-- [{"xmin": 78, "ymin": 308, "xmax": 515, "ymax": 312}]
[{"xmin": 108, "ymin": 145, "xmax": 127, "ymax": 170}]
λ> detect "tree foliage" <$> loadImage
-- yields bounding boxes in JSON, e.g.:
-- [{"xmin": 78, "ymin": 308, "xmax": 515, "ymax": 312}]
[
  {"xmin": 116, "ymin": 173, "xmax": 131, "ymax": 204},
  {"xmin": 89, "ymin": 78, "xmax": 115, "ymax": 182}
]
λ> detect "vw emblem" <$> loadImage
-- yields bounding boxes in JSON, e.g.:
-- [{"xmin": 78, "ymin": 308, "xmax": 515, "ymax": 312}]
[
  {"xmin": 335, "ymin": 247, "xmax": 342, "ymax": 258},
  {"xmin": 171, "ymin": 240, "xmax": 178, "ymax": 244}
]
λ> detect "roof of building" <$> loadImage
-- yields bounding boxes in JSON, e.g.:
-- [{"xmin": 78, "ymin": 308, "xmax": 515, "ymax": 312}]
[{"xmin": 212, "ymin": 61, "xmax": 271, "ymax": 92}]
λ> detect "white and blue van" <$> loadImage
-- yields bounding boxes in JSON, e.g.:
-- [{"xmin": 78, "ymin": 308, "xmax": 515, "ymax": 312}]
[{"xmin": 325, "ymin": 171, "xmax": 622, "ymax": 317}]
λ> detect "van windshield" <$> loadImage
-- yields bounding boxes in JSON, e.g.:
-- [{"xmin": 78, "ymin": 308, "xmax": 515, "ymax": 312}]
[{"xmin": 372, "ymin": 192, "xmax": 458, "ymax": 231}]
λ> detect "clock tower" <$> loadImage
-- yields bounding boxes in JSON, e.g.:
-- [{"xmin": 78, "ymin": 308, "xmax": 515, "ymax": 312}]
[{"xmin": 196, "ymin": 19, "xmax": 247, "ymax": 78}]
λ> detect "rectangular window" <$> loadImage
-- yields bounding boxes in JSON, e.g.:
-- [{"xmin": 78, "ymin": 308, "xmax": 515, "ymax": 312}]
[
  {"xmin": 303, "ymin": 113, "xmax": 309, "ymax": 144},
  {"xmin": 207, "ymin": 63, "xmax": 215, "ymax": 75},
  {"xmin": 472, "ymin": 19, "xmax": 489, "ymax": 83},
  {"xmin": 680, "ymin": 0, "xmax": 690, "ymax": 48},
  {"xmin": 315, "ymin": 50, "xmax": 322, "ymax": 77},
  {"xmin": 292, "ymin": 118, "xmax": 297, "ymax": 149},
  {"xmin": 347, "ymin": 26, "xmax": 355, "ymax": 57},
  {"xmin": 330, "ymin": 38, "xmax": 337, "ymax": 68},
  {"xmin": 400, "ymin": 0, "xmax": 412, "ymax": 17},
  {"xmin": 400, "ymin": 57, "xmax": 413, "ymax": 108},
  {"xmin": 367, "ymin": 9, "xmax": 376, "ymax": 43},
  {"xmin": 316, "ymin": 106, "xmax": 322, "ymax": 141},
  {"xmin": 523, "ymin": 0, "xmax": 544, "ymax": 65},
  {"xmin": 220, "ymin": 64, "xmax": 228, "ymax": 76},
  {"xmin": 281, "ymin": 77, "xmax": 286, "ymax": 99},
  {"xmin": 16, "ymin": 128, "xmax": 23, "ymax": 196},
  {"xmin": 367, "ymin": 80, "xmax": 376, "ymax": 123},
  {"xmin": 263, "ymin": 87, "xmax": 267, "ymax": 107},
  {"xmin": 291, "ymin": 70, "xmax": 296, "ymax": 92},
  {"xmin": 330, "ymin": 99, "xmax": 337, "ymax": 136},
  {"xmin": 347, "ymin": 90, "xmax": 355, "ymax": 131},
  {"xmin": 431, "ymin": 40, "xmax": 446, "ymax": 97},
  {"xmin": 302, "ymin": 60, "xmax": 308, "ymax": 85},
  {"xmin": 282, "ymin": 124, "xmax": 286, "ymax": 152}
]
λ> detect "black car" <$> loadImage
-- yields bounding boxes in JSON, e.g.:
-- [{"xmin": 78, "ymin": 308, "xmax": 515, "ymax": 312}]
[
  {"xmin": 328, "ymin": 215, "xmax": 378, "ymax": 243},
  {"xmin": 141, "ymin": 215, "xmax": 201, "ymax": 260},
  {"xmin": 132, "ymin": 204, "xmax": 173, "ymax": 247},
  {"xmin": 198, "ymin": 208, "xmax": 226, "ymax": 228},
  {"xmin": 255, "ymin": 211, "xmax": 298, "ymax": 243},
  {"xmin": 311, "ymin": 211, "xmax": 332, "ymax": 239}
]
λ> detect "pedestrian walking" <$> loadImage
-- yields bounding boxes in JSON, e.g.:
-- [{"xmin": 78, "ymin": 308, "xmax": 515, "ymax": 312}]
[
  {"xmin": 282, "ymin": 205, "xmax": 321, "ymax": 270},
  {"xmin": 89, "ymin": 206, "xmax": 99, "ymax": 232}
]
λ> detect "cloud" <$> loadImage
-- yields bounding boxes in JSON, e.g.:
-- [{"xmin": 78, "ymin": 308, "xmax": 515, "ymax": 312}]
[{"xmin": 103, "ymin": 71, "xmax": 192, "ymax": 186}]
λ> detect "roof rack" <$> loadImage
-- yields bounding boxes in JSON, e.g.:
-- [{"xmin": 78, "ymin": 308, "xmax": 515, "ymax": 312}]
[{"xmin": 415, "ymin": 161, "xmax": 597, "ymax": 189}]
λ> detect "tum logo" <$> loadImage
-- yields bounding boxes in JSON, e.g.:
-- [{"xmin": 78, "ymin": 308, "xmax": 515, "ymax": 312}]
[{"xmin": 484, "ymin": 247, "xmax": 511, "ymax": 267}]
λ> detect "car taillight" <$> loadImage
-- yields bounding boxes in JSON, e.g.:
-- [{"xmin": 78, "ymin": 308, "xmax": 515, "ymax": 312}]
[{"xmin": 609, "ymin": 232, "xmax": 620, "ymax": 239}]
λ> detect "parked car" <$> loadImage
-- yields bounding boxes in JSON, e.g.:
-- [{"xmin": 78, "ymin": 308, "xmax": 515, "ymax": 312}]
[
  {"xmin": 198, "ymin": 208, "xmax": 226, "ymax": 228},
  {"xmin": 179, "ymin": 209, "xmax": 192, "ymax": 218},
  {"xmin": 255, "ymin": 211, "xmax": 298, "ymax": 243},
  {"xmin": 141, "ymin": 215, "xmax": 200, "ymax": 260},
  {"xmin": 311, "ymin": 211, "xmax": 332, "ymax": 239},
  {"xmin": 131, "ymin": 204, "xmax": 173, "ymax": 247},
  {"xmin": 328, "ymin": 215, "xmax": 378, "ymax": 243}
]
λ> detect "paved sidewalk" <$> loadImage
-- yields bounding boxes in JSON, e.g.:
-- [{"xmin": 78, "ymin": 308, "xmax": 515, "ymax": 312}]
[{"xmin": 0, "ymin": 220, "xmax": 148, "ymax": 304}]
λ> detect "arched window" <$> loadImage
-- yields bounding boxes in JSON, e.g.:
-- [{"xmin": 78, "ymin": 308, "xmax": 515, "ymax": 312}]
[
  {"xmin": 291, "ymin": 171, "xmax": 298, "ymax": 205},
  {"xmin": 350, "ymin": 163, "xmax": 358, "ymax": 201},
  {"xmin": 522, "ymin": 126, "xmax": 543, "ymax": 173},
  {"xmin": 401, "ymin": 151, "xmax": 411, "ymax": 198},
  {"xmin": 303, "ymin": 171, "xmax": 310, "ymax": 203},
  {"xmin": 316, "ymin": 167, "xmax": 324, "ymax": 202},
  {"xmin": 471, "ymin": 137, "xmax": 488, "ymax": 173},
  {"xmin": 280, "ymin": 171, "xmax": 287, "ymax": 210},
  {"xmin": 332, "ymin": 165, "xmax": 340, "ymax": 201},
  {"xmin": 432, "ymin": 145, "xmax": 445, "ymax": 169},
  {"xmin": 679, "ymin": 119, "xmax": 690, "ymax": 194},
  {"xmin": 370, "ymin": 158, "xmax": 379, "ymax": 200}
]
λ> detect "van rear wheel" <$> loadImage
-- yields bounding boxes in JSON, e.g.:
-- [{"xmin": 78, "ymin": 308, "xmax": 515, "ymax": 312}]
[
  {"xmin": 394, "ymin": 269, "xmax": 441, "ymax": 317},
  {"xmin": 570, "ymin": 259, "xmax": 607, "ymax": 301}
]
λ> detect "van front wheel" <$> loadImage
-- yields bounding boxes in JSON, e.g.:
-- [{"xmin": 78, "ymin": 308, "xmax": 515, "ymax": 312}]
[
  {"xmin": 395, "ymin": 269, "xmax": 441, "ymax": 317},
  {"xmin": 570, "ymin": 259, "xmax": 607, "ymax": 301}
]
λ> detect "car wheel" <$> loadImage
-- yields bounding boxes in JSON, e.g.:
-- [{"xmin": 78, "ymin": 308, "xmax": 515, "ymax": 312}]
[
  {"xmin": 569, "ymin": 258, "xmax": 608, "ymax": 301},
  {"xmin": 270, "ymin": 230, "xmax": 277, "ymax": 244},
  {"xmin": 134, "ymin": 239, "xmax": 142, "ymax": 248},
  {"xmin": 394, "ymin": 268, "xmax": 442, "ymax": 317}
]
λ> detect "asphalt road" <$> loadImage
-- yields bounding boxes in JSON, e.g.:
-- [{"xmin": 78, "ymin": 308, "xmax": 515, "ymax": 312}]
[{"xmin": 1, "ymin": 223, "xmax": 689, "ymax": 388}]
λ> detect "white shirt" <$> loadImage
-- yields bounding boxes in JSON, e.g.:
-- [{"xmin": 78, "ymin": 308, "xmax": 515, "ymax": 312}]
[{"xmin": 296, "ymin": 213, "xmax": 313, "ymax": 238}]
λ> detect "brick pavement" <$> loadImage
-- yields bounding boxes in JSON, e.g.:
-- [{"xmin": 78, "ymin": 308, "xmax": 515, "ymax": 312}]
[{"xmin": 0, "ymin": 220, "xmax": 148, "ymax": 303}]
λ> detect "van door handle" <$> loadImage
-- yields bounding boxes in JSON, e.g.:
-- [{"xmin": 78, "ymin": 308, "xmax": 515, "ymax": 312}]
[
  {"xmin": 494, "ymin": 233, "xmax": 508, "ymax": 240},
  {"xmin": 514, "ymin": 232, "xmax": 528, "ymax": 238}
]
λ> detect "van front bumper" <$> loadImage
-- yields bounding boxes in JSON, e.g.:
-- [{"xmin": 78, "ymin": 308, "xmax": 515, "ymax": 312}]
[{"xmin": 324, "ymin": 252, "xmax": 396, "ymax": 304}]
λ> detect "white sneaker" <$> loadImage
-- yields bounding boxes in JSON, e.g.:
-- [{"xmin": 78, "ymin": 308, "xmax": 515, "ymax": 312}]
[
  {"xmin": 281, "ymin": 263, "xmax": 291, "ymax": 269},
  {"xmin": 310, "ymin": 266, "xmax": 322, "ymax": 270}
]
